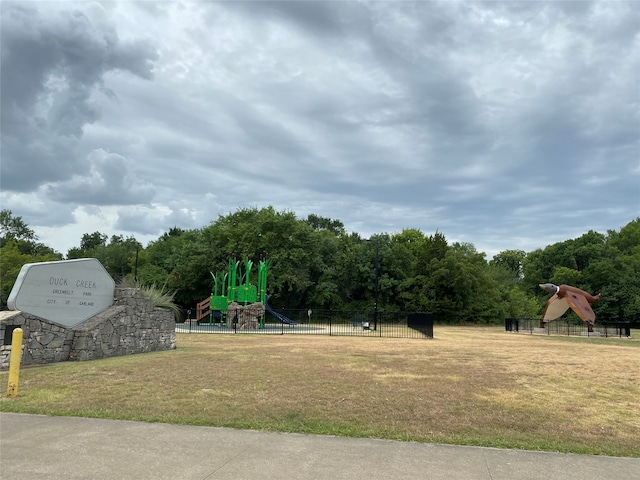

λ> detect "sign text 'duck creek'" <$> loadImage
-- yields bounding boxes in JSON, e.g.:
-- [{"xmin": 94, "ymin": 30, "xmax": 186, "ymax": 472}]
[{"xmin": 7, "ymin": 258, "xmax": 115, "ymax": 327}]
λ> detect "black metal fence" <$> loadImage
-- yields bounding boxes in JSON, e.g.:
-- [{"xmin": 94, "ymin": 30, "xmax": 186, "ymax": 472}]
[
  {"xmin": 177, "ymin": 309, "xmax": 434, "ymax": 339},
  {"xmin": 505, "ymin": 318, "xmax": 632, "ymax": 338}
]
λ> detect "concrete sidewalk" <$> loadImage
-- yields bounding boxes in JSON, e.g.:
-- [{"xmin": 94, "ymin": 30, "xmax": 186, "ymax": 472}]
[{"xmin": 1, "ymin": 413, "xmax": 638, "ymax": 480}]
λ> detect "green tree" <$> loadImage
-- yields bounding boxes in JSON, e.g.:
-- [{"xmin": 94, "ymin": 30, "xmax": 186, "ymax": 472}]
[
  {"xmin": 67, "ymin": 232, "xmax": 141, "ymax": 282},
  {"xmin": 0, "ymin": 209, "xmax": 36, "ymax": 242},
  {"xmin": 521, "ymin": 219, "xmax": 640, "ymax": 324},
  {"xmin": 305, "ymin": 214, "xmax": 345, "ymax": 235},
  {"xmin": 120, "ymin": 208, "xmax": 640, "ymax": 326},
  {"xmin": 67, "ymin": 232, "xmax": 108, "ymax": 259},
  {"xmin": 142, "ymin": 207, "xmax": 323, "ymax": 309},
  {"xmin": 329, "ymin": 233, "xmax": 368, "ymax": 308},
  {"xmin": 490, "ymin": 249, "xmax": 526, "ymax": 281},
  {"xmin": 305, "ymin": 228, "xmax": 342, "ymax": 309},
  {"xmin": 607, "ymin": 218, "xmax": 640, "ymax": 254},
  {"xmin": 101, "ymin": 235, "xmax": 142, "ymax": 280},
  {"xmin": 0, "ymin": 240, "xmax": 61, "ymax": 307},
  {"xmin": 502, "ymin": 286, "xmax": 541, "ymax": 318},
  {"xmin": 550, "ymin": 266, "xmax": 583, "ymax": 288}
]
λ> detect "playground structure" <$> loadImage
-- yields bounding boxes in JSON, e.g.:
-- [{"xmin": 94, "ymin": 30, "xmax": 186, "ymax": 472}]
[{"xmin": 195, "ymin": 256, "xmax": 295, "ymax": 329}]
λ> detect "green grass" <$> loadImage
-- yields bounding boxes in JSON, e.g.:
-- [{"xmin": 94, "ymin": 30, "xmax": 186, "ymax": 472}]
[{"xmin": 1, "ymin": 326, "xmax": 639, "ymax": 457}]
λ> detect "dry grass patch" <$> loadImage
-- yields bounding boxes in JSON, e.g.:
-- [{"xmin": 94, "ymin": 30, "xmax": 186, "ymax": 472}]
[{"xmin": 1, "ymin": 326, "xmax": 638, "ymax": 457}]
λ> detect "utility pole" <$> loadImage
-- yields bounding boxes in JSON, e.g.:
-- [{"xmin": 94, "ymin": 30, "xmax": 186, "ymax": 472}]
[{"xmin": 374, "ymin": 239, "xmax": 379, "ymax": 331}]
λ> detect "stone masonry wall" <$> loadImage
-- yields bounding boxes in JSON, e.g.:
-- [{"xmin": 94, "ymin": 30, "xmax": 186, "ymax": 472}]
[
  {"xmin": 0, "ymin": 311, "xmax": 74, "ymax": 368},
  {"xmin": 0, "ymin": 288, "xmax": 176, "ymax": 368},
  {"xmin": 70, "ymin": 288, "xmax": 176, "ymax": 361}
]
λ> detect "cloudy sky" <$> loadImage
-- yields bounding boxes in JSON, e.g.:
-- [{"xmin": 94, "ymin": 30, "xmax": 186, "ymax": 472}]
[{"xmin": 1, "ymin": 1, "xmax": 638, "ymax": 258}]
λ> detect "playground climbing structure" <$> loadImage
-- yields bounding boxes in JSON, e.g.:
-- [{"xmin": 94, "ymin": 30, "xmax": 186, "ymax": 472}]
[{"xmin": 196, "ymin": 256, "xmax": 295, "ymax": 328}]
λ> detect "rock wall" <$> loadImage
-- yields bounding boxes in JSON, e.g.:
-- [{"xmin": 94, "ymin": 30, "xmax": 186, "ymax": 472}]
[
  {"xmin": 227, "ymin": 301, "xmax": 265, "ymax": 330},
  {"xmin": 0, "ymin": 288, "xmax": 176, "ymax": 368},
  {"xmin": 0, "ymin": 312, "xmax": 74, "ymax": 368}
]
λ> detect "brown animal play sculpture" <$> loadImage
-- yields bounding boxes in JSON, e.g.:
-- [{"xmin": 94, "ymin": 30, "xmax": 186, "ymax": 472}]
[{"xmin": 539, "ymin": 283, "xmax": 601, "ymax": 332}]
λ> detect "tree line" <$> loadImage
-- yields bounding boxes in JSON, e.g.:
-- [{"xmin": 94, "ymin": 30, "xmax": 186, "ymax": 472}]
[{"xmin": 1, "ymin": 207, "xmax": 639, "ymax": 324}]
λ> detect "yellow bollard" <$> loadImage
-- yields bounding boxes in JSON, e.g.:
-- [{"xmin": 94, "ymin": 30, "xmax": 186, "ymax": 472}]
[{"xmin": 7, "ymin": 328, "xmax": 23, "ymax": 398}]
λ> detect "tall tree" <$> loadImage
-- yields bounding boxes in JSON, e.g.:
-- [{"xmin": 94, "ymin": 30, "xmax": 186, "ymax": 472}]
[
  {"xmin": 0, "ymin": 213, "xmax": 61, "ymax": 306},
  {"xmin": 0, "ymin": 209, "xmax": 36, "ymax": 242},
  {"xmin": 490, "ymin": 249, "xmax": 526, "ymax": 281},
  {"xmin": 305, "ymin": 214, "xmax": 345, "ymax": 235}
]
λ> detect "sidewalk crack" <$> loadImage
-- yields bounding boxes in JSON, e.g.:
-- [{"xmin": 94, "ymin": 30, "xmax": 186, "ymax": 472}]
[
  {"xmin": 202, "ymin": 451, "xmax": 244, "ymax": 480},
  {"xmin": 483, "ymin": 454, "xmax": 494, "ymax": 480}
]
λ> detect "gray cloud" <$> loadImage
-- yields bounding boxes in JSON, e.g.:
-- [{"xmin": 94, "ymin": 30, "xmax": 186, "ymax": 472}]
[
  {"xmin": 1, "ymin": 1, "xmax": 637, "ymax": 257},
  {"xmin": 44, "ymin": 149, "xmax": 155, "ymax": 205},
  {"xmin": 0, "ymin": 2, "xmax": 158, "ymax": 191}
]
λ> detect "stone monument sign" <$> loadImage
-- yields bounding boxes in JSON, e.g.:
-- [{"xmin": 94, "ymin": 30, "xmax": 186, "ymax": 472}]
[{"xmin": 7, "ymin": 258, "xmax": 115, "ymax": 327}]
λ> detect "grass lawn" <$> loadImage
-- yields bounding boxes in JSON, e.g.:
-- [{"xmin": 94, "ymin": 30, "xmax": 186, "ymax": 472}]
[{"xmin": 1, "ymin": 326, "xmax": 638, "ymax": 457}]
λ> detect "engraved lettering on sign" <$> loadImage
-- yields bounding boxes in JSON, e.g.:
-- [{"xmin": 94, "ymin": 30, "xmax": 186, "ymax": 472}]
[
  {"xmin": 52, "ymin": 289, "xmax": 74, "ymax": 295},
  {"xmin": 7, "ymin": 258, "xmax": 115, "ymax": 327}
]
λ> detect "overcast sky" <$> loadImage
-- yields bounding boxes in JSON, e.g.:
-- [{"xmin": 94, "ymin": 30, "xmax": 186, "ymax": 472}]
[{"xmin": 1, "ymin": 1, "xmax": 638, "ymax": 259}]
